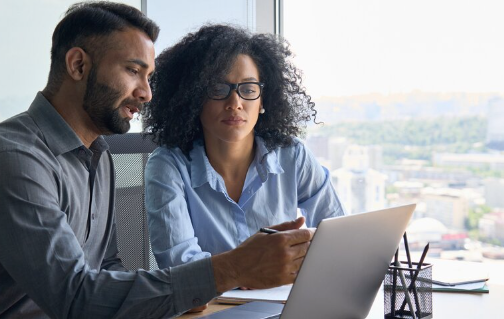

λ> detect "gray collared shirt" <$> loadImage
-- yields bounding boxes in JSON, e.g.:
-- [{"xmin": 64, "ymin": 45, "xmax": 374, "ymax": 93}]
[{"xmin": 0, "ymin": 93, "xmax": 217, "ymax": 318}]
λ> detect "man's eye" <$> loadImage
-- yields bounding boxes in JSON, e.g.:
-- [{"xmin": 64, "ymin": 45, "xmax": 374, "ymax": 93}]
[{"xmin": 127, "ymin": 67, "xmax": 139, "ymax": 75}]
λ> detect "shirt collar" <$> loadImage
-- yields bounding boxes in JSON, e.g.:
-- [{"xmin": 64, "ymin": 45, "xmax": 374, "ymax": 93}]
[
  {"xmin": 190, "ymin": 136, "xmax": 284, "ymax": 188},
  {"xmin": 190, "ymin": 140, "xmax": 219, "ymax": 189},
  {"xmin": 28, "ymin": 92, "xmax": 108, "ymax": 156},
  {"xmin": 253, "ymin": 136, "xmax": 284, "ymax": 181}
]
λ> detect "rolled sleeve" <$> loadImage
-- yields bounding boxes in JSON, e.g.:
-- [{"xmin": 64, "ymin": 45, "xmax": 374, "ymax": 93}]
[{"xmin": 171, "ymin": 257, "xmax": 218, "ymax": 313}]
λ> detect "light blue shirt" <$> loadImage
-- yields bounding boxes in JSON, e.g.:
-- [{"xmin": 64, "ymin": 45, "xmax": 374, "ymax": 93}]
[{"xmin": 145, "ymin": 137, "xmax": 345, "ymax": 268}]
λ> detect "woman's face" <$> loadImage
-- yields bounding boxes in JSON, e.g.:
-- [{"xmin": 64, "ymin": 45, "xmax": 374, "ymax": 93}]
[{"xmin": 200, "ymin": 54, "xmax": 262, "ymax": 146}]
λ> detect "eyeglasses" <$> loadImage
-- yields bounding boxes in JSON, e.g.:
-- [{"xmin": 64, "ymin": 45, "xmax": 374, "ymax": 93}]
[{"xmin": 206, "ymin": 82, "xmax": 265, "ymax": 101}]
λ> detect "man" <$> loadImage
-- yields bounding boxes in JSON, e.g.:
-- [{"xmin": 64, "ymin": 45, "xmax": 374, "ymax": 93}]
[{"xmin": 0, "ymin": 2, "xmax": 313, "ymax": 318}]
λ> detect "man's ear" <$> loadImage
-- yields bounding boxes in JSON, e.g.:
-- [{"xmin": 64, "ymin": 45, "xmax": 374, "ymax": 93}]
[{"xmin": 65, "ymin": 47, "xmax": 91, "ymax": 81}]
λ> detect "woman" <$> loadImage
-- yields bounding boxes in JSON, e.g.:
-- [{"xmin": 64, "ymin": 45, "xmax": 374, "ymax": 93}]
[{"xmin": 143, "ymin": 24, "xmax": 345, "ymax": 269}]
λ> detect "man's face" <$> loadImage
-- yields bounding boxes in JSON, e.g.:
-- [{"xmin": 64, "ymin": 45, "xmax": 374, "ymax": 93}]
[{"xmin": 82, "ymin": 28, "xmax": 155, "ymax": 135}]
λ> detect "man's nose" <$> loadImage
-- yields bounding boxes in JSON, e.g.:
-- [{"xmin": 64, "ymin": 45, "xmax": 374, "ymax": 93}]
[{"xmin": 134, "ymin": 78, "xmax": 152, "ymax": 102}]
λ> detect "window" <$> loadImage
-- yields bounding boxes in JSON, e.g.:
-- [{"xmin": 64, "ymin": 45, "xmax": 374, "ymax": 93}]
[
  {"xmin": 146, "ymin": 0, "xmax": 274, "ymax": 52},
  {"xmin": 0, "ymin": 0, "xmax": 273, "ymax": 131},
  {"xmin": 0, "ymin": 0, "xmax": 141, "ymax": 126},
  {"xmin": 285, "ymin": 0, "xmax": 504, "ymax": 260}
]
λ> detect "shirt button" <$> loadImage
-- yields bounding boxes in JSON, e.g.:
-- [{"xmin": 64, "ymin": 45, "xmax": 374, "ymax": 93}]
[
  {"xmin": 192, "ymin": 298, "xmax": 201, "ymax": 305},
  {"xmin": 91, "ymin": 214, "xmax": 95, "ymax": 220}
]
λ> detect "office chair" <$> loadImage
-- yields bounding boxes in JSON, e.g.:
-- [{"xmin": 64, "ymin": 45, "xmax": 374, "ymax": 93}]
[{"xmin": 104, "ymin": 133, "xmax": 159, "ymax": 271}]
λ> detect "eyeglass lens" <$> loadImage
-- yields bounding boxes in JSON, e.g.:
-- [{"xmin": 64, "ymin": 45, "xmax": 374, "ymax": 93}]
[{"xmin": 208, "ymin": 83, "xmax": 262, "ymax": 100}]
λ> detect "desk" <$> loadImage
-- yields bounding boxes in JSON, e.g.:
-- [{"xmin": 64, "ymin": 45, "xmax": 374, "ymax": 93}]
[
  {"xmin": 182, "ymin": 285, "xmax": 504, "ymax": 318},
  {"xmin": 182, "ymin": 261, "xmax": 504, "ymax": 318}
]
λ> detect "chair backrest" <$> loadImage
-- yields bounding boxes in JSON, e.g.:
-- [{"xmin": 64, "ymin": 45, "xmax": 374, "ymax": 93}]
[{"xmin": 104, "ymin": 133, "xmax": 159, "ymax": 270}]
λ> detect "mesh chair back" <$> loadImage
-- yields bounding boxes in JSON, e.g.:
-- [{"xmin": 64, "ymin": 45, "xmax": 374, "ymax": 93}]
[{"xmin": 104, "ymin": 133, "xmax": 159, "ymax": 270}]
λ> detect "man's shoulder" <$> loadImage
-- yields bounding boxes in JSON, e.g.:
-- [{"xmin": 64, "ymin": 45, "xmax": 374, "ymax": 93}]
[
  {"xmin": 0, "ymin": 112, "xmax": 42, "ymax": 153},
  {"xmin": 0, "ymin": 113, "xmax": 55, "ymax": 171}
]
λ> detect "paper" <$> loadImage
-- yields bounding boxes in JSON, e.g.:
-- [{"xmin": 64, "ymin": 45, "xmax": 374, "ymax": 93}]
[
  {"xmin": 431, "ymin": 259, "xmax": 489, "ymax": 286},
  {"xmin": 216, "ymin": 285, "xmax": 292, "ymax": 304},
  {"xmin": 432, "ymin": 282, "xmax": 489, "ymax": 293}
]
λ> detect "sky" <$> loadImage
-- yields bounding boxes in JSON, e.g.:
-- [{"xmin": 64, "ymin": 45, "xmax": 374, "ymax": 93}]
[
  {"xmin": 2, "ymin": 0, "xmax": 504, "ymax": 121},
  {"xmin": 283, "ymin": 0, "xmax": 504, "ymax": 98}
]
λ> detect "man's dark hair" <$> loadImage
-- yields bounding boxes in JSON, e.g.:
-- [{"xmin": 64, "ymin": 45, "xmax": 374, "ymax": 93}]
[
  {"xmin": 44, "ymin": 1, "xmax": 160, "ymax": 95},
  {"xmin": 144, "ymin": 24, "xmax": 318, "ymax": 156}
]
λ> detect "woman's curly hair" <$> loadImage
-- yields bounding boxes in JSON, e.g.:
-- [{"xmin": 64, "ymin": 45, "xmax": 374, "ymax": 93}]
[{"xmin": 143, "ymin": 24, "xmax": 318, "ymax": 156}]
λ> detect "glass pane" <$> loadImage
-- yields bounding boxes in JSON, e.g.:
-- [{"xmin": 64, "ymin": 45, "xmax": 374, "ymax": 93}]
[
  {"xmin": 0, "ymin": 0, "xmax": 141, "ymax": 129},
  {"xmin": 284, "ymin": 0, "xmax": 504, "ymax": 260},
  {"xmin": 147, "ymin": 0, "xmax": 257, "ymax": 56}
]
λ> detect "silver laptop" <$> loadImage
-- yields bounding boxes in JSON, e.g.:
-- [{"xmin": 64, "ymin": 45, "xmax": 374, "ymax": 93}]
[{"xmin": 201, "ymin": 204, "xmax": 416, "ymax": 319}]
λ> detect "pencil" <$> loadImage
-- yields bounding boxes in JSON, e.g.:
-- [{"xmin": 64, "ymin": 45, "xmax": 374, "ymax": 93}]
[
  {"xmin": 391, "ymin": 249, "xmax": 399, "ymax": 316},
  {"xmin": 404, "ymin": 232, "xmax": 421, "ymax": 315},
  {"xmin": 399, "ymin": 243, "xmax": 430, "ymax": 316},
  {"xmin": 395, "ymin": 260, "xmax": 417, "ymax": 319},
  {"xmin": 259, "ymin": 227, "xmax": 279, "ymax": 234}
]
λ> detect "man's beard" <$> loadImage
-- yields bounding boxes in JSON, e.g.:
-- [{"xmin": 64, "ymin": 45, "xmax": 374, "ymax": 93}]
[{"xmin": 83, "ymin": 66, "xmax": 136, "ymax": 135}]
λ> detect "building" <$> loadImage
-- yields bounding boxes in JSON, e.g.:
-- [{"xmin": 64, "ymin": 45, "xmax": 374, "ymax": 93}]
[
  {"xmin": 484, "ymin": 178, "xmax": 504, "ymax": 209},
  {"xmin": 331, "ymin": 145, "xmax": 387, "ymax": 214},
  {"xmin": 328, "ymin": 137, "xmax": 348, "ymax": 170},
  {"xmin": 305, "ymin": 135, "xmax": 329, "ymax": 160},
  {"xmin": 432, "ymin": 153, "xmax": 504, "ymax": 171},
  {"xmin": 479, "ymin": 210, "xmax": 504, "ymax": 244},
  {"xmin": 407, "ymin": 217, "xmax": 448, "ymax": 250},
  {"xmin": 421, "ymin": 188, "xmax": 469, "ymax": 231},
  {"xmin": 382, "ymin": 164, "xmax": 475, "ymax": 185},
  {"xmin": 486, "ymin": 98, "xmax": 504, "ymax": 150}
]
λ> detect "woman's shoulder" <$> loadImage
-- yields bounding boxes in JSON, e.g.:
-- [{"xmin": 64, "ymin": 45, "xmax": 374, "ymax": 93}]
[
  {"xmin": 151, "ymin": 145, "xmax": 183, "ymax": 158},
  {"xmin": 148, "ymin": 145, "xmax": 189, "ymax": 167},
  {"xmin": 274, "ymin": 137, "xmax": 308, "ymax": 156},
  {"xmin": 258, "ymin": 137, "xmax": 310, "ymax": 170}
]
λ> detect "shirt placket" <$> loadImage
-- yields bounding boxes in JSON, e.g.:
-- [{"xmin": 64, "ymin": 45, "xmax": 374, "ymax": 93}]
[
  {"xmin": 234, "ymin": 172, "xmax": 268, "ymax": 244},
  {"xmin": 76, "ymin": 146, "xmax": 102, "ymax": 242}
]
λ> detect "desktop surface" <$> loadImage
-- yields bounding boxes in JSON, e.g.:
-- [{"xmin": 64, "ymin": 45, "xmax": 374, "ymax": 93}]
[
  {"xmin": 183, "ymin": 285, "xmax": 504, "ymax": 319},
  {"xmin": 182, "ymin": 259, "xmax": 504, "ymax": 319}
]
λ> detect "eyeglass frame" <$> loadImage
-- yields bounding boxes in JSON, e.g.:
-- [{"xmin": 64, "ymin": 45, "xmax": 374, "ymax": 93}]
[{"xmin": 206, "ymin": 82, "xmax": 265, "ymax": 101}]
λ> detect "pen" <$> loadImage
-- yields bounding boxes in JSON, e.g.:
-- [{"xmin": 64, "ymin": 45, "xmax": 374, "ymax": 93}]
[
  {"xmin": 259, "ymin": 227, "xmax": 279, "ymax": 234},
  {"xmin": 399, "ymin": 242, "xmax": 430, "ymax": 316},
  {"xmin": 391, "ymin": 249, "xmax": 399, "ymax": 317},
  {"xmin": 395, "ymin": 260, "xmax": 417, "ymax": 319},
  {"xmin": 403, "ymin": 232, "xmax": 413, "ymax": 269},
  {"xmin": 404, "ymin": 232, "xmax": 421, "ymax": 314}
]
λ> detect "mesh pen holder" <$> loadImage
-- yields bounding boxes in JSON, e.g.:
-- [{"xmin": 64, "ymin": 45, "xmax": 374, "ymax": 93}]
[{"xmin": 384, "ymin": 261, "xmax": 433, "ymax": 319}]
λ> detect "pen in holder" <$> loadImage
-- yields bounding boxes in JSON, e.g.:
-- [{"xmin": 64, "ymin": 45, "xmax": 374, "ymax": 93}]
[
  {"xmin": 385, "ymin": 236, "xmax": 432, "ymax": 319},
  {"xmin": 384, "ymin": 260, "xmax": 432, "ymax": 319}
]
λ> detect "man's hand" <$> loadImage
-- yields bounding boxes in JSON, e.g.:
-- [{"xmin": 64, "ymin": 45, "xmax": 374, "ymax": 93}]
[
  {"xmin": 212, "ymin": 217, "xmax": 315, "ymax": 293},
  {"xmin": 186, "ymin": 304, "xmax": 208, "ymax": 313}
]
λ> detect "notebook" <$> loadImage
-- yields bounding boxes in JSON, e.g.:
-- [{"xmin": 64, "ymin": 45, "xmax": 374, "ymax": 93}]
[{"xmin": 200, "ymin": 204, "xmax": 416, "ymax": 319}]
